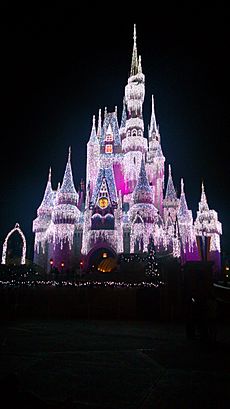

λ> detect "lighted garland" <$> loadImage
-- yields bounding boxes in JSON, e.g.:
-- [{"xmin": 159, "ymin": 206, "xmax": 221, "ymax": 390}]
[
  {"xmin": 32, "ymin": 25, "xmax": 222, "ymax": 273},
  {"xmin": 2, "ymin": 223, "xmax": 26, "ymax": 265}
]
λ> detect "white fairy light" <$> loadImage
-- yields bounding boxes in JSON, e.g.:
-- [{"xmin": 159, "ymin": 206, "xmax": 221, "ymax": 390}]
[
  {"xmin": 2, "ymin": 223, "xmax": 26, "ymax": 265},
  {"xmin": 32, "ymin": 26, "xmax": 222, "ymax": 273}
]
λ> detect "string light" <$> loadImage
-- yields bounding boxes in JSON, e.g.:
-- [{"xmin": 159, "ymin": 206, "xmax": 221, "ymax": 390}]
[{"xmin": 31, "ymin": 26, "xmax": 222, "ymax": 273}]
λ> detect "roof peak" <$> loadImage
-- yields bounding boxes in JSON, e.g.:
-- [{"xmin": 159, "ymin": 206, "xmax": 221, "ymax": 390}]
[{"xmin": 130, "ymin": 24, "xmax": 138, "ymax": 76}]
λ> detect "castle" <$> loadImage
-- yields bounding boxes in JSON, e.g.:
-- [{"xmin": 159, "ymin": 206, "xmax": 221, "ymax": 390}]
[{"xmin": 33, "ymin": 25, "xmax": 222, "ymax": 273}]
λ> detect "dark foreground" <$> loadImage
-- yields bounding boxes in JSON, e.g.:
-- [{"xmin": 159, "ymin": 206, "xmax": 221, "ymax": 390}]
[{"xmin": 1, "ymin": 319, "xmax": 230, "ymax": 409}]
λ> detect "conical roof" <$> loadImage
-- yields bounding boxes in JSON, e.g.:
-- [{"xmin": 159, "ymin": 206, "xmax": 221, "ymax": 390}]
[
  {"xmin": 165, "ymin": 165, "xmax": 177, "ymax": 200},
  {"xmin": 133, "ymin": 157, "xmax": 153, "ymax": 204},
  {"xmin": 38, "ymin": 168, "xmax": 54, "ymax": 215}
]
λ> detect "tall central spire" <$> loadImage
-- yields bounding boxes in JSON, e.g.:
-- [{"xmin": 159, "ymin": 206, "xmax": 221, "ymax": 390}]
[{"xmin": 130, "ymin": 24, "xmax": 138, "ymax": 76}]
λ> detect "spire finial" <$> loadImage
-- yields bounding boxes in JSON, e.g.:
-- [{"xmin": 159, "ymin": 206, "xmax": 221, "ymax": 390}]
[
  {"xmin": 97, "ymin": 108, "xmax": 102, "ymax": 137},
  {"xmin": 202, "ymin": 180, "xmax": 205, "ymax": 193},
  {"xmin": 89, "ymin": 114, "xmax": 97, "ymax": 142},
  {"xmin": 149, "ymin": 94, "xmax": 157, "ymax": 137},
  {"xmin": 168, "ymin": 164, "xmax": 171, "ymax": 177},
  {"xmin": 48, "ymin": 167, "xmax": 52, "ymax": 182},
  {"xmin": 131, "ymin": 24, "xmax": 138, "ymax": 76},
  {"xmin": 133, "ymin": 23, "xmax": 136, "ymax": 43},
  {"xmin": 181, "ymin": 178, "xmax": 184, "ymax": 194},
  {"xmin": 200, "ymin": 179, "xmax": 208, "ymax": 206},
  {"xmin": 68, "ymin": 146, "xmax": 71, "ymax": 162}
]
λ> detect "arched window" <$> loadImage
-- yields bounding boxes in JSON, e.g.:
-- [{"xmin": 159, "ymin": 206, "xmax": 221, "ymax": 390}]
[{"xmin": 132, "ymin": 129, "xmax": 137, "ymax": 137}]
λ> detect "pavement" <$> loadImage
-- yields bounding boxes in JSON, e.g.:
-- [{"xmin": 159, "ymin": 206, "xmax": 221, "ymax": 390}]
[{"xmin": 0, "ymin": 319, "xmax": 230, "ymax": 408}]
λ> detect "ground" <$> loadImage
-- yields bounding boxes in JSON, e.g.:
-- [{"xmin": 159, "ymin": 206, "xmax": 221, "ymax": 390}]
[{"xmin": 0, "ymin": 319, "xmax": 230, "ymax": 408}]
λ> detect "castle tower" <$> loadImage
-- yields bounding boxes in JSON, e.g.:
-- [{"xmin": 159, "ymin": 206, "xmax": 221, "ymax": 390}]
[
  {"xmin": 146, "ymin": 95, "xmax": 165, "ymax": 214},
  {"xmin": 163, "ymin": 164, "xmax": 179, "ymax": 222},
  {"xmin": 129, "ymin": 157, "xmax": 158, "ymax": 253},
  {"xmin": 33, "ymin": 167, "xmax": 54, "ymax": 270},
  {"xmin": 194, "ymin": 182, "xmax": 222, "ymax": 272},
  {"xmin": 122, "ymin": 25, "xmax": 147, "ymax": 196},
  {"xmin": 51, "ymin": 147, "xmax": 81, "ymax": 271},
  {"xmin": 177, "ymin": 178, "xmax": 197, "ymax": 263},
  {"xmin": 86, "ymin": 115, "xmax": 100, "ymax": 197}
]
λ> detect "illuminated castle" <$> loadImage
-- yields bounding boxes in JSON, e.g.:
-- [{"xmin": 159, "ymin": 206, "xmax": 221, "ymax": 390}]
[{"xmin": 33, "ymin": 25, "xmax": 222, "ymax": 273}]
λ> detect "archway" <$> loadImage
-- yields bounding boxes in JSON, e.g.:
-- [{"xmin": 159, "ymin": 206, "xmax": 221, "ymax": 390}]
[
  {"xmin": 87, "ymin": 244, "xmax": 117, "ymax": 272},
  {"xmin": 1, "ymin": 223, "xmax": 26, "ymax": 265}
]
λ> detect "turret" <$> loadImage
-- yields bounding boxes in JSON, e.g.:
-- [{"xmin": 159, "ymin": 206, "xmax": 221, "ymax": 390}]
[
  {"xmin": 122, "ymin": 25, "xmax": 147, "ymax": 194},
  {"xmin": 33, "ymin": 168, "xmax": 54, "ymax": 237},
  {"xmin": 133, "ymin": 157, "xmax": 153, "ymax": 205},
  {"xmin": 86, "ymin": 115, "xmax": 100, "ymax": 197},
  {"xmin": 177, "ymin": 179, "xmax": 196, "ymax": 262},
  {"xmin": 97, "ymin": 108, "xmax": 102, "ymax": 141},
  {"xmin": 146, "ymin": 95, "xmax": 165, "ymax": 214},
  {"xmin": 56, "ymin": 147, "xmax": 78, "ymax": 206},
  {"xmin": 130, "ymin": 157, "xmax": 158, "ymax": 253},
  {"xmin": 32, "ymin": 167, "xmax": 55, "ymax": 268},
  {"xmin": 163, "ymin": 164, "xmax": 179, "ymax": 223},
  {"xmin": 52, "ymin": 147, "xmax": 80, "ymax": 245},
  {"xmin": 194, "ymin": 182, "xmax": 222, "ymax": 272}
]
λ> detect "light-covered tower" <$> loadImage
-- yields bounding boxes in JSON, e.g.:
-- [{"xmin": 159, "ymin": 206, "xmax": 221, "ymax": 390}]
[
  {"xmin": 163, "ymin": 164, "xmax": 179, "ymax": 222},
  {"xmin": 122, "ymin": 24, "xmax": 147, "ymax": 196},
  {"xmin": 194, "ymin": 182, "xmax": 222, "ymax": 272},
  {"xmin": 51, "ymin": 147, "xmax": 80, "ymax": 270},
  {"xmin": 129, "ymin": 157, "xmax": 158, "ymax": 253},
  {"xmin": 146, "ymin": 95, "xmax": 165, "ymax": 214},
  {"xmin": 86, "ymin": 114, "xmax": 100, "ymax": 197},
  {"xmin": 33, "ymin": 167, "xmax": 54, "ymax": 270},
  {"xmin": 177, "ymin": 178, "xmax": 197, "ymax": 263}
]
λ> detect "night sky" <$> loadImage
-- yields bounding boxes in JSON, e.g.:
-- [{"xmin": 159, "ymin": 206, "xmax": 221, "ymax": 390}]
[{"xmin": 0, "ymin": 8, "xmax": 229, "ymax": 261}]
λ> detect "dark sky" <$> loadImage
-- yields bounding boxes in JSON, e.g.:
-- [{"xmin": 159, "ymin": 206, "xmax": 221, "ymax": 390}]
[{"xmin": 0, "ymin": 8, "xmax": 229, "ymax": 260}]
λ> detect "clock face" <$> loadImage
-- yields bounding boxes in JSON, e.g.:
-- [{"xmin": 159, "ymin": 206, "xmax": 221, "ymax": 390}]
[{"xmin": 98, "ymin": 197, "xmax": 109, "ymax": 209}]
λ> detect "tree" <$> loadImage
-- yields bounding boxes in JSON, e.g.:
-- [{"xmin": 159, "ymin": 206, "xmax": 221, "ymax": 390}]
[{"xmin": 145, "ymin": 237, "xmax": 160, "ymax": 285}]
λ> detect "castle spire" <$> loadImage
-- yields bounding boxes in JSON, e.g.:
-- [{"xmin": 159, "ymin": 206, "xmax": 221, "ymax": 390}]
[
  {"xmin": 97, "ymin": 109, "xmax": 102, "ymax": 139},
  {"xmin": 194, "ymin": 181, "xmax": 222, "ymax": 253},
  {"xmin": 133, "ymin": 157, "xmax": 153, "ymax": 204},
  {"xmin": 89, "ymin": 115, "xmax": 97, "ymax": 142},
  {"xmin": 165, "ymin": 164, "xmax": 177, "ymax": 200},
  {"xmin": 130, "ymin": 24, "xmax": 138, "ymax": 76},
  {"xmin": 149, "ymin": 95, "xmax": 157, "ymax": 136},
  {"xmin": 199, "ymin": 181, "xmax": 209, "ymax": 212},
  {"xmin": 48, "ymin": 166, "xmax": 52, "ymax": 182},
  {"xmin": 59, "ymin": 148, "xmax": 78, "ymax": 197},
  {"xmin": 37, "ymin": 167, "xmax": 54, "ymax": 214},
  {"xmin": 177, "ymin": 178, "xmax": 189, "ymax": 218},
  {"xmin": 201, "ymin": 181, "xmax": 208, "ymax": 204}
]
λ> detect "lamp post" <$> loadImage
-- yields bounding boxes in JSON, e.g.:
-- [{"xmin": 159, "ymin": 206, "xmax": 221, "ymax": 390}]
[{"xmin": 49, "ymin": 258, "xmax": 54, "ymax": 275}]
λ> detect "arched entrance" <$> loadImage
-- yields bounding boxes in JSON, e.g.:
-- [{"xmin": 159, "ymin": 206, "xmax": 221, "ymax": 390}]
[
  {"xmin": 1, "ymin": 223, "xmax": 26, "ymax": 265},
  {"xmin": 86, "ymin": 244, "xmax": 117, "ymax": 272}
]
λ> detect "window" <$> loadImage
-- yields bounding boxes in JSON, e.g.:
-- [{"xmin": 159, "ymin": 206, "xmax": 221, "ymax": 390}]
[
  {"xmin": 132, "ymin": 129, "xmax": 137, "ymax": 137},
  {"xmin": 105, "ymin": 133, "xmax": 113, "ymax": 142},
  {"xmin": 105, "ymin": 144, "xmax": 113, "ymax": 153}
]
